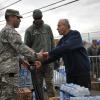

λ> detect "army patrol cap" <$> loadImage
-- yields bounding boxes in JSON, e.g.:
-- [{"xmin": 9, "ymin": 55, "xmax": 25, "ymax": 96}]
[
  {"xmin": 5, "ymin": 9, "xmax": 23, "ymax": 18},
  {"xmin": 33, "ymin": 9, "xmax": 42, "ymax": 19}
]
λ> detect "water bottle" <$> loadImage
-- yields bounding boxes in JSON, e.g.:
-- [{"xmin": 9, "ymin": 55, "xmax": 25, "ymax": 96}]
[{"xmin": 32, "ymin": 92, "xmax": 36, "ymax": 100}]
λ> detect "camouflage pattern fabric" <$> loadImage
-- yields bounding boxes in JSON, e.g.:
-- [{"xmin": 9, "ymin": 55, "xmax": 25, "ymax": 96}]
[{"xmin": 0, "ymin": 24, "xmax": 37, "ymax": 99}]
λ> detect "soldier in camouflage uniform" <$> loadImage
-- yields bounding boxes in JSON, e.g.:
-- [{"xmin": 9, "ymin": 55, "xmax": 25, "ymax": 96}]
[
  {"xmin": 0, "ymin": 9, "xmax": 41, "ymax": 100},
  {"xmin": 24, "ymin": 9, "xmax": 56, "ymax": 98}
]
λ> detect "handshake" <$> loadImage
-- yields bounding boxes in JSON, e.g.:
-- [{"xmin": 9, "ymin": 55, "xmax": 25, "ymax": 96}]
[
  {"xmin": 36, "ymin": 50, "xmax": 49, "ymax": 61},
  {"xmin": 21, "ymin": 50, "xmax": 49, "ymax": 70}
]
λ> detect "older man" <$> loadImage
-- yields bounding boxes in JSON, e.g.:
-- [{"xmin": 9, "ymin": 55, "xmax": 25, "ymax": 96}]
[
  {"xmin": 0, "ymin": 9, "xmax": 41, "ymax": 100},
  {"xmin": 43, "ymin": 19, "xmax": 91, "ymax": 89}
]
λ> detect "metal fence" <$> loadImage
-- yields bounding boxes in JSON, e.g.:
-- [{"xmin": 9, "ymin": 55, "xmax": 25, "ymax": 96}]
[{"xmin": 89, "ymin": 56, "xmax": 100, "ymax": 79}]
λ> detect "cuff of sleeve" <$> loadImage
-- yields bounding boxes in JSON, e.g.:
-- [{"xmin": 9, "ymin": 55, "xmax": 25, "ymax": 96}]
[{"xmin": 34, "ymin": 52, "xmax": 38, "ymax": 59}]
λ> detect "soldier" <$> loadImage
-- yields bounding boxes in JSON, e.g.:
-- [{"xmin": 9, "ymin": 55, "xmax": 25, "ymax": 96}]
[
  {"xmin": 24, "ymin": 9, "xmax": 56, "ymax": 98},
  {"xmin": 0, "ymin": 9, "xmax": 41, "ymax": 100}
]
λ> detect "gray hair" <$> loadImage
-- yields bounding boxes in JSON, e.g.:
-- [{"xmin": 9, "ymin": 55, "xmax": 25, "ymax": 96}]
[{"xmin": 63, "ymin": 19, "xmax": 70, "ymax": 29}]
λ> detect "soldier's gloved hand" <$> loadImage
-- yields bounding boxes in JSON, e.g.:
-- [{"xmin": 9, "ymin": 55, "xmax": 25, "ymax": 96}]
[{"xmin": 34, "ymin": 61, "xmax": 42, "ymax": 69}]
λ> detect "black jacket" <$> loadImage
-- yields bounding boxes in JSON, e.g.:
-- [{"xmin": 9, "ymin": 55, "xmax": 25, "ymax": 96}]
[{"xmin": 44, "ymin": 30, "xmax": 90, "ymax": 76}]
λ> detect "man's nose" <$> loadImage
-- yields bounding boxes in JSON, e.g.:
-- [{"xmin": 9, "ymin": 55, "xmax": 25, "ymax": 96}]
[{"xmin": 19, "ymin": 18, "xmax": 21, "ymax": 22}]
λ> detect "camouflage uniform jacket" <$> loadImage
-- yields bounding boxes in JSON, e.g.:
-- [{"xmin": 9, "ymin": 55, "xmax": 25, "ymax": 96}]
[
  {"xmin": 0, "ymin": 24, "xmax": 37, "ymax": 74},
  {"xmin": 24, "ymin": 23, "xmax": 54, "ymax": 52}
]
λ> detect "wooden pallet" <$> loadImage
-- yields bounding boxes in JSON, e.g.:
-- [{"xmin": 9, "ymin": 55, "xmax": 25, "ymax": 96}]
[
  {"xmin": 49, "ymin": 97, "xmax": 60, "ymax": 100},
  {"xmin": 16, "ymin": 88, "xmax": 32, "ymax": 100},
  {"xmin": 91, "ymin": 78, "xmax": 100, "ymax": 91}
]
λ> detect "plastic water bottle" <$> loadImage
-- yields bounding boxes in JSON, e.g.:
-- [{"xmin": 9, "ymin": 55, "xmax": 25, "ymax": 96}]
[
  {"xmin": 32, "ymin": 92, "xmax": 36, "ymax": 100},
  {"xmin": 95, "ymin": 96, "xmax": 100, "ymax": 100},
  {"xmin": 60, "ymin": 91, "xmax": 64, "ymax": 100},
  {"xmin": 60, "ymin": 84, "xmax": 70, "ymax": 100},
  {"xmin": 60, "ymin": 83, "xmax": 90, "ymax": 97}
]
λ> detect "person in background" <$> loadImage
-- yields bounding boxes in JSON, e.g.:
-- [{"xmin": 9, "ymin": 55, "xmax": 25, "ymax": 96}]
[
  {"xmin": 24, "ymin": 9, "xmax": 56, "ymax": 98},
  {"xmin": 83, "ymin": 40, "xmax": 89, "ymax": 49},
  {"xmin": 87, "ymin": 39, "xmax": 100, "ymax": 78},
  {"xmin": 43, "ymin": 19, "xmax": 91, "ymax": 90},
  {"xmin": 0, "ymin": 9, "xmax": 41, "ymax": 100},
  {"xmin": 87, "ymin": 40, "xmax": 100, "ymax": 56}
]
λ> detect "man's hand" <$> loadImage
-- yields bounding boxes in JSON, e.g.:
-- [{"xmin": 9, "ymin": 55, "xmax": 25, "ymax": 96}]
[
  {"xmin": 43, "ymin": 52, "xmax": 49, "ymax": 59},
  {"xmin": 36, "ymin": 49, "xmax": 44, "ymax": 61},
  {"xmin": 34, "ymin": 61, "xmax": 41, "ymax": 69},
  {"xmin": 35, "ymin": 50, "xmax": 49, "ymax": 61},
  {"xmin": 21, "ymin": 60, "xmax": 30, "ymax": 68}
]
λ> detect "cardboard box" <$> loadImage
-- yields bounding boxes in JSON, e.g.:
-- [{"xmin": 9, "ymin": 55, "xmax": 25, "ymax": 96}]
[
  {"xmin": 16, "ymin": 88, "xmax": 32, "ymax": 100},
  {"xmin": 91, "ymin": 82, "xmax": 100, "ymax": 91}
]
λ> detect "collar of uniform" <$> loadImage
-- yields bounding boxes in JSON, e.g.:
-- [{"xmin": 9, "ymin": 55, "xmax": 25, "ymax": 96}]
[{"xmin": 6, "ymin": 24, "xmax": 14, "ymax": 29}]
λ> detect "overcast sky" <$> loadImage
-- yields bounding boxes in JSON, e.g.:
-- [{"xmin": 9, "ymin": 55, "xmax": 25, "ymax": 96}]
[{"xmin": 0, "ymin": 0, "xmax": 100, "ymax": 40}]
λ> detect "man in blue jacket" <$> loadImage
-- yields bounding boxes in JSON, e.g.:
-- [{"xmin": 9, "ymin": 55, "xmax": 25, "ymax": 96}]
[{"xmin": 43, "ymin": 19, "xmax": 91, "ymax": 89}]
